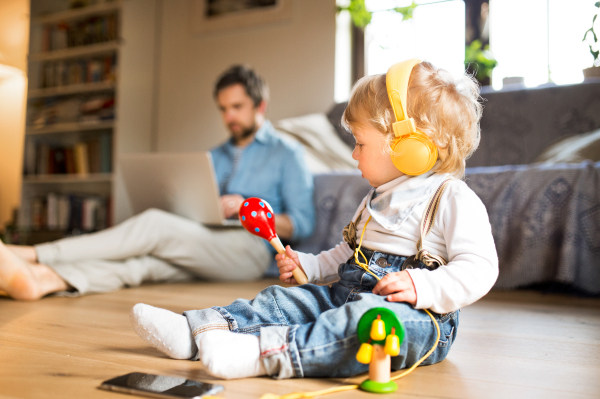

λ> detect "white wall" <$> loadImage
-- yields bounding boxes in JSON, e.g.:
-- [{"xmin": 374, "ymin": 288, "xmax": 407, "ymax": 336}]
[
  {"xmin": 0, "ymin": 0, "xmax": 29, "ymax": 230},
  {"xmin": 155, "ymin": 0, "xmax": 337, "ymax": 152}
]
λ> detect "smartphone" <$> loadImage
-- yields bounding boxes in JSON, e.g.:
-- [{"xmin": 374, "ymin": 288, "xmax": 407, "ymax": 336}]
[{"xmin": 98, "ymin": 372, "xmax": 224, "ymax": 399}]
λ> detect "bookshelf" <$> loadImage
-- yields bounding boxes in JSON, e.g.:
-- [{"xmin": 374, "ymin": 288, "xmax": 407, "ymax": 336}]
[
  {"xmin": 15, "ymin": 0, "xmax": 159, "ymax": 244},
  {"xmin": 28, "ymin": 41, "xmax": 120, "ymax": 62},
  {"xmin": 23, "ymin": 173, "xmax": 113, "ymax": 184},
  {"xmin": 25, "ymin": 121, "xmax": 115, "ymax": 135},
  {"xmin": 31, "ymin": 0, "xmax": 122, "ymax": 25},
  {"xmin": 28, "ymin": 81, "xmax": 115, "ymax": 99}
]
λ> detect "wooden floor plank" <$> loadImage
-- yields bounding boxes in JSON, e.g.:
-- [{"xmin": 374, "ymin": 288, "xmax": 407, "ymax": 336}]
[{"xmin": 1, "ymin": 280, "xmax": 599, "ymax": 399}]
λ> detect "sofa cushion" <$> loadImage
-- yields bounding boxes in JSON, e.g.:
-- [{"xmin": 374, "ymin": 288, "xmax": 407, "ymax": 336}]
[{"xmin": 535, "ymin": 128, "xmax": 600, "ymax": 163}]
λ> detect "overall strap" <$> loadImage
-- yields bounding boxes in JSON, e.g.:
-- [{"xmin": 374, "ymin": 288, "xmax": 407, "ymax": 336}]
[
  {"xmin": 342, "ymin": 201, "xmax": 367, "ymax": 250},
  {"xmin": 415, "ymin": 179, "xmax": 453, "ymax": 268}
]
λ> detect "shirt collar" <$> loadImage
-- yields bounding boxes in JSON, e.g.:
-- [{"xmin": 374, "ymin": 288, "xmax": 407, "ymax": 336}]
[
  {"xmin": 225, "ymin": 119, "xmax": 273, "ymax": 148},
  {"xmin": 253, "ymin": 120, "xmax": 273, "ymax": 144},
  {"xmin": 366, "ymin": 171, "xmax": 447, "ymax": 231}
]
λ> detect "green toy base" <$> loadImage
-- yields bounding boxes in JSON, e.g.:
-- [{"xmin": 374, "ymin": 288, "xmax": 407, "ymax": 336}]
[{"xmin": 359, "ymin": 379, "xmax": 398, "ymax": 394}]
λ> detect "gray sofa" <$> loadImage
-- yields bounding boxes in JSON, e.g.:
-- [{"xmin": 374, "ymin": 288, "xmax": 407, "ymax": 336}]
[
  {"xmin": 289, "ymin": 162, "xmax": 600, "ymax": 295},
  {"xmin": 271, "ymin": 80, "xmax": 600, "ymax": 296}
]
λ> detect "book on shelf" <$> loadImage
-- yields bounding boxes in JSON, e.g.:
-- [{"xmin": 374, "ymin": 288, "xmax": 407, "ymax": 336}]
[
  {"xmin": 41, "ymin": 13, "xmax": 118, "ymax": 52},
  {"xmin": 28, "ymin": 192, "xmax": 109, "ymax": 232},
  {"xmin": 99, "ymin": 133, "xmax": 111, "ymax": 173},
  {"xmin": 40, "ymin": 54, "xmax": 116, "ymax": 89},
  {"xmin": 26, "ymin": 133, "xmax": 112, "ymax": 176},
  {"xmin": 73, "ymin": 142, "xmax": 89, "ymax": 174},
  {"xmin": 24, "ymin": 138, "xmax": 37, "ymax": 176},
  {"xmin": 29, "ymin": 93, "xmax": 115, "ymax": 127}
]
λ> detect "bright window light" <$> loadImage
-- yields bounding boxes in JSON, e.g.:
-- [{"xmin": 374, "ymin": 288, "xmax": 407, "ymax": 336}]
[
  {"xmin": 365, "ymin": 0, "xmax": 465, "ymax": 78},
  {"xmin": 490, "ymin": 0, "xmax": 598, "ymax": 90},
  {"xmin": 335, "ymin": 2, "xmax": 352, "ymax": 103}
]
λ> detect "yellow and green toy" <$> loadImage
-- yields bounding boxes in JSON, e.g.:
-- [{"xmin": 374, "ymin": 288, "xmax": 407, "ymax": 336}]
[{"xmin": 356, "ymin": 307, "xmax": 405, "ymax": 393}]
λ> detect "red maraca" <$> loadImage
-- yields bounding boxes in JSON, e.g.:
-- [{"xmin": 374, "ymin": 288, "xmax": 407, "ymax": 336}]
[{"xmin": 239, "ymin": 197, "xmax": 308, "ymax": 285}]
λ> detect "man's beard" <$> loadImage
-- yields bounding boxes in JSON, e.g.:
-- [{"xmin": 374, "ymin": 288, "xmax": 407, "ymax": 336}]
[{"xmin": 229, "ymin": 122, "xmax": 257, "ymax": 144}]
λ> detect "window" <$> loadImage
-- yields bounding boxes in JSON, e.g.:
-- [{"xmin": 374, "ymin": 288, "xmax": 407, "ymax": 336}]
[
  {"xmin": 365, "ymin": 0, "xmax": 465, "ymax": 77},
  {"xmin": 489, "ymin": 0, "xmax": 598, "ymax": 89},
  {"xmin": 335, "ymin": 0, "xmax": 465, "ymax": 102}
]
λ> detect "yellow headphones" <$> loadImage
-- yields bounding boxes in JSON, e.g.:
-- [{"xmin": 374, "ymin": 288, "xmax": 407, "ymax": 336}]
[{"xmin": 386, "ymin": 59, "xmax": 438, "ymax": 176}]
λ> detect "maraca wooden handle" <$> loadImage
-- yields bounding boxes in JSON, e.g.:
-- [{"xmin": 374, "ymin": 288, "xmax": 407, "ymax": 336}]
[{"xmin": 269, "ymin": 237, "xmax": 309, "ymax": 285}]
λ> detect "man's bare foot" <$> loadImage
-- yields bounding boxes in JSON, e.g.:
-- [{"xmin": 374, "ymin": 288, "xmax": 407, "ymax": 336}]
[
  {"xmin": 6, "ymin": 245, "xmax": 37, "ymax": 263},
  {"xmin": 0, "ymin": 241, "xmax": 67, "ymax": 300}
]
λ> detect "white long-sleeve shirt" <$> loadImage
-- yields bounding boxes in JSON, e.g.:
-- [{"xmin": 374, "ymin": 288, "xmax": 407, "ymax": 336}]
[{"xmin": 297, "ymin": 176, "xmax": 499, "ymax": 314}]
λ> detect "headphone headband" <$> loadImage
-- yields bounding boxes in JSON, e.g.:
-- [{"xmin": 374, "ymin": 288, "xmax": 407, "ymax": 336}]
[
  {"xmin": 386, "ymin": 58, "xmax": 422, "ymax": 137},
  {"xmin": 386, "ymin": 59, "xmax": 438, "ymax": 176}
]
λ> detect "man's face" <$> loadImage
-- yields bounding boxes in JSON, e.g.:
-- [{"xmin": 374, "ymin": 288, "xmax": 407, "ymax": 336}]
[{"xmin": 216, "ymin": 84, "xmax": 262, "ymax": 143}]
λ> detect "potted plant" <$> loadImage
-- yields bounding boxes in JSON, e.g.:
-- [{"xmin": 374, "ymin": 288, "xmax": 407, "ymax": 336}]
[
  {"xmin": 465, "ymin": 40, "xmax": 498, "ymax": 86},
  {"xmin": 583, "ymin": 1, "xmax": 600, "ymax": 78}
]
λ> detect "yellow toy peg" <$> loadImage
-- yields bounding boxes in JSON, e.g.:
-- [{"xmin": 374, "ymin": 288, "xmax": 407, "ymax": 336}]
[
  {"xmin": 356, "ymin": 342, "xmax": 373, "ymax": 364},
  {"xmin": 370, "ymin": 315, "xmax": 386, "ymax": 341},
  {"xmin": 384, "ymin": 330, "xmax": 400, "ymax": 356}
]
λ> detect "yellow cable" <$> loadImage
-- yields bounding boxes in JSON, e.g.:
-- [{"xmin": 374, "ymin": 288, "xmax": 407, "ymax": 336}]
[
  {"xmin": 260, "ymin": 217, "xmax": 442, "ymax": 399},
  {"xmin": 353, "ymin": 216, "xmax": 380, "ymax": 281},
  {"xmin": 390, "ymin": 308, "xmax": 439, "ymax": 381},
  {"xmin": 260, "ymin": 311, "xmax": 440, "ymax": 399}
]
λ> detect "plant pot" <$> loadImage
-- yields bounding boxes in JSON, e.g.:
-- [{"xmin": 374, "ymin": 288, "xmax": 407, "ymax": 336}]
[{"xmin": 583, "ymin": 66, "xmax": 600, "ymax": 79}]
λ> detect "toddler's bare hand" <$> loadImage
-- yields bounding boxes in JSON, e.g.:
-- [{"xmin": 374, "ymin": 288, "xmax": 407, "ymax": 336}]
[
  {"xmin": 275, "ymin": 245, "xmax": 304, "ymax": 285},
  {"xmin": 372, "ymin": 271, "xmax": 417, "ymax": 306}
]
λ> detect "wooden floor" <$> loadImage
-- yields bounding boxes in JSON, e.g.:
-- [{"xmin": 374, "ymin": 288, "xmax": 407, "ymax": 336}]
[{"xmin": 1, "ymin": 279, "xmax": 599, "ymax": 399}]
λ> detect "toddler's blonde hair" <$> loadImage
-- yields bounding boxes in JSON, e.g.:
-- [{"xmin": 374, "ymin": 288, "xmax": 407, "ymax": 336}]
[{"xmin": 342, "ymin": 61, "xmax": 482, "ymax": 178}]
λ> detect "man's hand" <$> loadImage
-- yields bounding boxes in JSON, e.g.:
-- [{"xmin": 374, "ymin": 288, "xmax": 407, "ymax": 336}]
[
  {"xmin": 372, "ymin": 271, "xmax": 417, "ymax": 306},
  {"xmin": 220, "ymin": 194, "xmax": 245, "ymax": 219},
  {"xmin": 274, "ymin": 214, "xmax": 293, "ymax": 240},
  {"xmin": 275, "ymin": 245, "xmax": 305, "ymax": 285}
]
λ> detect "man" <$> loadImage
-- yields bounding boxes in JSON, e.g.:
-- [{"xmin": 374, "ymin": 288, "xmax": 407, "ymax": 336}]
[{"xmin": 0, "ymin": 65, "xmax": 315, "ymax": 300}]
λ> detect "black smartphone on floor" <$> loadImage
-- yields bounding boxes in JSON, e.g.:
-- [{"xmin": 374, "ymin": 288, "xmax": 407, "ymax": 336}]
[{"xmin": 98, "ymin": 372, "xmax": 224, "ymax": 399}]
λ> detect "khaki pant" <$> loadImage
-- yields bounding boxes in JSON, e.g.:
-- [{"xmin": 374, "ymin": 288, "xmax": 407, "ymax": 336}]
[{"xmin": 35, "ymin": 208, "xmax": 271, "ymax": 295}]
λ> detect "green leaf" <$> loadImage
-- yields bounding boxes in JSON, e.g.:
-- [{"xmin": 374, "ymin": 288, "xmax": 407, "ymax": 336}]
[
  {"xmin": 583, "ymin": 28, "xmax": 590, "ymax": 41},
  {"xmin": 464, "ymin": 40, "xmax": 498, "ymax": 82},
  {"xmin": 591, "ymin": 46, "xmax": 599, "ymax": 61},
  {"xmin": 595, "ymin": 1, "xmax": 600, "ymax": 8},
  {"xmin": 394, "ymin": 1, "xmax": 418, "ymax": 21},
  {"xmin": 583, "ymin": 27, "xmax": 597, "ymax": 42},
  {"xmin": 338, "ymin": 0, "xmax": 372, "ymax": 28}
]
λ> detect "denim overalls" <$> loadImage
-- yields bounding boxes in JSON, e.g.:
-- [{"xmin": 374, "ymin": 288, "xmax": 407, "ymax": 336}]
[{"xmin": 184, "ymin": 248, "xmax": 459, "ymax": 379}]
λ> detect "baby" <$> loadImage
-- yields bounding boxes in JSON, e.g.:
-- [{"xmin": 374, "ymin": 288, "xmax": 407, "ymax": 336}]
[{"xmin": 130, "ymin": 59, "xmax": 498, "ymax": 380}]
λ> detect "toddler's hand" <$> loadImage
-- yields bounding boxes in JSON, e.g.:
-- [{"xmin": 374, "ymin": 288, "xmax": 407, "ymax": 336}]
[
  {"xmin": 275, "ymin": 245, "xmax": 304, "ymax": 285},
  {"xmin": 372, "ymin": 271, "xmax": 417, "ymax": 306}
]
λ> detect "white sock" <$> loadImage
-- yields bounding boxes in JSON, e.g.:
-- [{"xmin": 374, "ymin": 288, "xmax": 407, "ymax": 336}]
[
  {"xmin": 130, "ymin": 303, "xmax": 197, "ymax": 360},
  {"xmin": 197, "ymin": 330, "xmax": 267, "ymax": 379}
]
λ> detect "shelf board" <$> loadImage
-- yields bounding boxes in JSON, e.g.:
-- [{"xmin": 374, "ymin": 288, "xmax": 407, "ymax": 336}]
[
  {"xmin": 32, "ymin": 1, "xmax": 122, "ymax": 25},
  {"xmin": 23, "ymin": 173, "xmax": 113, "ymax": 184},
  {"xmin": 29, "ymin": 41, "xmax": 119, "ymax": 62},
  {"xmin": 28, "ymin": 81, "xmax": 116, "ymax": 98},
  {"xmin": 26, "ymin": 121, "xmax": 114, "ymax": 135}
]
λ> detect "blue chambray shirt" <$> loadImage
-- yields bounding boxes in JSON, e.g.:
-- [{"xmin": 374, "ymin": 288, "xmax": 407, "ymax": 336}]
[{"xmin": 210, "ymin": 120, "xmax": 315, "ymax": 244}]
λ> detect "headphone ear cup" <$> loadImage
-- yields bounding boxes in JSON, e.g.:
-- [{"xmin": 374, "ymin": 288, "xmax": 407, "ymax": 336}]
[{"xmin": 390, "ymin": 132, "xmax": 438, "ymax": 176}]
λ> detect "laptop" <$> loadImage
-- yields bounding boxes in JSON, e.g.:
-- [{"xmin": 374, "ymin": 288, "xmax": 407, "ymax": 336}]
[{"xmin": 119, "ymin": 152, "xmax": 241, "ymax": 227}]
